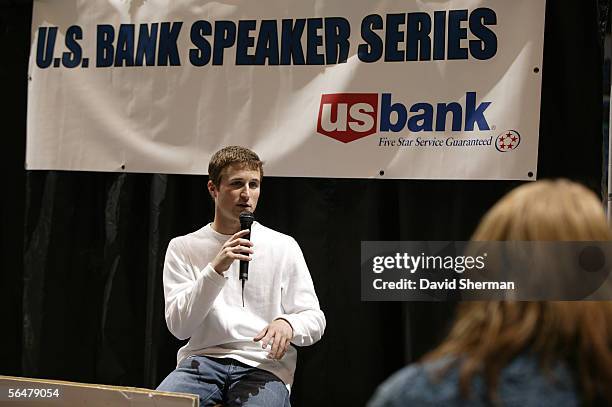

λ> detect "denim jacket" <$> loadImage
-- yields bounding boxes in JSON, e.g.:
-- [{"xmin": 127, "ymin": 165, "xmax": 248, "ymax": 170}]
[{"xmin": 368, "ymin": 355, "xmax": 579, "ymax": 407}]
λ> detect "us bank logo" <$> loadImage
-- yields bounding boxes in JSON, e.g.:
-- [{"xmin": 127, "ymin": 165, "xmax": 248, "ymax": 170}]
[{"xmin": 317, "ymin": 92, "xmax": 492, "ymax": 143}]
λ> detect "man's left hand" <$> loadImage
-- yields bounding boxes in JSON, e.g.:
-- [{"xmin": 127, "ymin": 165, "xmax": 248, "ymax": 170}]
[{"xmin": 254, "ymin": 319, "xmax": 294, "ymax": 360}]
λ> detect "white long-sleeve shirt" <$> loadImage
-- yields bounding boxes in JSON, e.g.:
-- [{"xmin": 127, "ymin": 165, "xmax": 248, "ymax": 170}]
[{"xmin": 163, "ymin": 221, "xmax": 326, "ymax": 388}]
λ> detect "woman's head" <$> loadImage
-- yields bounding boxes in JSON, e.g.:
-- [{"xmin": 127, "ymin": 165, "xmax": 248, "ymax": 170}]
[{"xmin": 429, "ymin": 179, "xmax": 612, "ymax": 404}]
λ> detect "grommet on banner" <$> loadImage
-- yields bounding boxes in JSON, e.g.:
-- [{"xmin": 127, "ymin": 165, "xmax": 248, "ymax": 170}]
[
  {"xmin": 121, "ymin": 164, "xmax": 125, "ymax": 170},
  {"xmin": 379, "ymin": 170, "xmax": 385, "ymax": 176},
  {"xmin": 533, "ymin": 67, "xmax": 540, "ymax": 73},
  {"xmin": 528, "ymin": 171, "xmax": 534, "ymax": 178}
]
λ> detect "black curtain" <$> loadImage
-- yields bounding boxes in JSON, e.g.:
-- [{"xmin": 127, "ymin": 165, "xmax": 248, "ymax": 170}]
[{"xmin": 1, "ymin": 1, "xmax": 606, "ymax": 406}]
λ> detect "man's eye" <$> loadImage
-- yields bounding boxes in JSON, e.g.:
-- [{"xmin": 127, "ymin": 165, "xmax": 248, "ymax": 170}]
[{"xmin": 249, "ymin": 182, "xmax": 259, "ymax": 188}]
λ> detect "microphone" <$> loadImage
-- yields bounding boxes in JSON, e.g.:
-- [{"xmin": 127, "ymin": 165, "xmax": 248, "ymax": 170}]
[{"xmin": 239, "ymin": 211, "xmax": 255, "ymax": 282}]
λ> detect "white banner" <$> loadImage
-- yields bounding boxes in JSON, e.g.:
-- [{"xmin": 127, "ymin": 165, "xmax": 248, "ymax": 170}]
[{"xmin": 27, "ymin": 0, "xmax": 546, "ymax": 180}]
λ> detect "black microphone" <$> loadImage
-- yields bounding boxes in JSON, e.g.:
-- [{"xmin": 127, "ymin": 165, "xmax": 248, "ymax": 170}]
[{"xmin": 239, "ymin": 211, "xmax": 255, "ymax": 282}]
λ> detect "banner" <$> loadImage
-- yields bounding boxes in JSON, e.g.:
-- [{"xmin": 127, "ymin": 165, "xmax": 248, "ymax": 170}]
[{"xmin": 27, "ymin": 0, "xmax": 546, "ymax": 179}]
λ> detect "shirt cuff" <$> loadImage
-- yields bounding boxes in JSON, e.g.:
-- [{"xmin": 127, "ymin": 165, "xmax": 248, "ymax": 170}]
[{"xmin": 203, "ymin": 263, "xmax": 228, "ymax": 286}]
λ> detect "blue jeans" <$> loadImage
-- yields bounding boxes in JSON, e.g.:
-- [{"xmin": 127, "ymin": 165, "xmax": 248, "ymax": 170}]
[{"xmin": 157, "ymin": 356, "xmax": 291, "ymax": 407}]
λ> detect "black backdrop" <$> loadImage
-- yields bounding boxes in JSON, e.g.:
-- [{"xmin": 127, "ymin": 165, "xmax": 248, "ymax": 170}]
[{"xmin": 0, "ymin": 1, "xmax": 607, "ymax": 405}]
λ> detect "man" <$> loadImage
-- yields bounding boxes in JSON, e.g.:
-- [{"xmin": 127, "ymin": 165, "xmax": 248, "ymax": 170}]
[{"xmin": 157, "ymin": 146, "xmax": 326, "ymax": 406}]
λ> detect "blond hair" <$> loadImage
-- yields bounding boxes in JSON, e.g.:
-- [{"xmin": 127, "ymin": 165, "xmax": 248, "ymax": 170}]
[
  {"xmin": 472, "ymin": 179, "xmax": 609, "ymax": 241},
  {"xmin": 426, "ymin": 179, "xmax": 612, "ymax": 404}
]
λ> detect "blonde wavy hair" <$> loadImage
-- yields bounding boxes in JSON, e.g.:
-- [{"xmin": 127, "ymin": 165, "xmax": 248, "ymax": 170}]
[{"xmin": 426, "ymin": 179, "xmax": 612, "ymax": 404}]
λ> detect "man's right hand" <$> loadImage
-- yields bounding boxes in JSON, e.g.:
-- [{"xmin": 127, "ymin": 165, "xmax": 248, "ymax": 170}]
[{"xmin": 210, "ymin": 229, "xmax": 253, "ymax": 274}]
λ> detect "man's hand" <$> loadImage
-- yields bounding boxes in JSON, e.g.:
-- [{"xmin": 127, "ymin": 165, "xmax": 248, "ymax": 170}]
[
  {"xmin": 210, "ymin": 229, "xmax": 253, "ymax": 274},
  {"xmin": 254, "ymin": 319, "xmax": 294, "ymax": 359}
]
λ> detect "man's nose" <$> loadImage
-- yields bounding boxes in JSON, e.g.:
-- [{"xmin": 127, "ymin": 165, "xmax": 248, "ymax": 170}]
[{"xmin": 240, "ymin": 186, "xmax": 250, "ymax": 199}]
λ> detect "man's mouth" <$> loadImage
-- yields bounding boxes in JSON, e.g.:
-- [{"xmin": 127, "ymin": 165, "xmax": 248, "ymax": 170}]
[{"xmin": 237, "ymin": 203, "xmax": 251, "ymax": 209}]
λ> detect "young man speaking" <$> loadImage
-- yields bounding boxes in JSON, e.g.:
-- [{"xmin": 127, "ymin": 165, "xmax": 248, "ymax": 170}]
[{"xmin": 157, "ymin": 146, "xmax": 326, "ymax": 406}]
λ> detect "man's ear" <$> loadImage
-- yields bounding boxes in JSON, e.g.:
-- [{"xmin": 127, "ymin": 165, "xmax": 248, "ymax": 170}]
[{"xmin": 207, "ymin": 180, "xmax": 217, "ymax": 199}]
